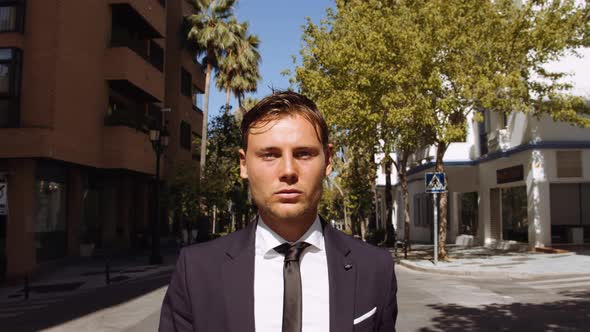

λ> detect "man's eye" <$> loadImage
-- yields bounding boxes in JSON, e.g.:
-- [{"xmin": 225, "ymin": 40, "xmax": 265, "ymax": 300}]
[
  {"xmin": 262, "ymin": 153, "xmax": 277, "ymax": 160},
  {"xmin": 296, "ymin": 151, "xmax": 312, "ymax": 159}
]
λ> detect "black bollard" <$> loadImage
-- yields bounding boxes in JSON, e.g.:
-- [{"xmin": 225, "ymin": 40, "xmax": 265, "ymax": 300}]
[
  {"xmin": 24, "ymin": 275, "xmax": 30, "ymax": 300},
  {"xmin": 105, "ymin": 259, "xmax": 111, "ymax": 285}
]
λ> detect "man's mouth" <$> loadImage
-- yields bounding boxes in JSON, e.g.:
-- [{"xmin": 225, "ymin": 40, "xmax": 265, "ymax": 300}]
[{"xmin": 275, "ymin": 189, "xmax": 303, "ymax": 200}]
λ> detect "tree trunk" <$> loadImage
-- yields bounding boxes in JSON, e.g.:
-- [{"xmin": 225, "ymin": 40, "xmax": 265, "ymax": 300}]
[
  {"xmin": 435, "ymin": 141, "xmax": 448, "ymax": 261},
  {"xmin": 383, "ymin": 156, "xmax": 396, "ymax": 246},
  {"xmin": 330, "ymin": 179, "xmax": 350, "ymax": 233},
  {"xmin": 399, "ymin": 152, "xmax": 411, "ymax": 257},
  {"xmin": 225, "ymin": 85, "xmax": 231, "ymax": 115},
  {"xmin": 360, "ymin": 215, "xmax": 368, "ymax": 241},
  {"xmin": 200, "ymin": 62, "xmax": 212, "ymax": 174}
]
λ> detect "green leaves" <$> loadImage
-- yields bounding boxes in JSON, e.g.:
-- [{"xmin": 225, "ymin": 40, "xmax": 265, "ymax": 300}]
[{"xmin": 293, "ymin": 0, "xmax": 589, "ymax": 245}]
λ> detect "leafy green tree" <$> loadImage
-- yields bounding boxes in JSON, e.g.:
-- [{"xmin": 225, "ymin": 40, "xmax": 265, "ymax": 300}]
[
  {"xmin": 340, "ymin": 145, "xmax": 377, "ymax": 240},
  {"xmin": 294, "ymin": 1, "xmax": 433, "ymax": 246},
  {"xmin": 162, "ymin": 162, "xmax": 201, "ymax": 240},
  {"xmin": 201, "ymin": 113, "xmax": 253, "ymax": 232},
  {"xmin": 295, "ymin": 0, "xmax": 589, "ymax": 261},
  {"xmin": 400, "ymin": 0, "xmax": 589, "ymax": 260},
  {"xmin": 185, "ymin": 0, "xmax": 242, "ymax": 172}
]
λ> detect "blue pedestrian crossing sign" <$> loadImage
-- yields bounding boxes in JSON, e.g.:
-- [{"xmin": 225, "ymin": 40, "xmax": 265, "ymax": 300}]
[{"xmin": 425, "ymin": 172, "xmax": 447, "ymax": 193}]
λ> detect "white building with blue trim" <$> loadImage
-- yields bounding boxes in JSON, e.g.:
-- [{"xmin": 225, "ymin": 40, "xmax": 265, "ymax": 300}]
[{"xmin": 376, "ymin": 49, "xmax": 590, "ymax": 249}]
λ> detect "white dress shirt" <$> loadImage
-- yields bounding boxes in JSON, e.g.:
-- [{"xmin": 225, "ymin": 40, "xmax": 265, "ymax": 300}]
[{"xmin": 254, "ymin": 216, "xmax": 330, "ymax": 332}]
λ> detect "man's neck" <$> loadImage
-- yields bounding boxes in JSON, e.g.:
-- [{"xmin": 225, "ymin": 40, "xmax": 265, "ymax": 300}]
[{"xmin": 259, "ymin": 211, "xmax": 317, "ymax": 242}]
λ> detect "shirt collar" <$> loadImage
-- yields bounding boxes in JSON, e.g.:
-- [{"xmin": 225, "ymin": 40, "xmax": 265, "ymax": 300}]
[{"xmin": 255, "ymin": 215, "xmax": 324, "ymax": 257}]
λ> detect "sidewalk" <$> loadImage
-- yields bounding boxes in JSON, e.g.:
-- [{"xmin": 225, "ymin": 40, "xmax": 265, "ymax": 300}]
[
  {"xmin": 393, "ymin": 244, "xmax": 590, "ymax": 280},
  {"xmin": 0, "ymin": 249, "xmax": 178, "ymax": 321}
]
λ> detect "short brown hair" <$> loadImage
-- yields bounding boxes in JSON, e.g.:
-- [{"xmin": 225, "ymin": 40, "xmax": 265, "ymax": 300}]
[{"xmin": 241, "ymin": 91, "xmax": 329, "ymax": 151}]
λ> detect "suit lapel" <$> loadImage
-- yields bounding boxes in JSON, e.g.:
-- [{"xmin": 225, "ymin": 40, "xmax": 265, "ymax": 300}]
[
  {"xmin": 222, "ymin": 219, "xmax": 257, "ymax": 332},
  {"xmin": 323, "ymin": 220, "xmax": 356, "ymax": 332}
]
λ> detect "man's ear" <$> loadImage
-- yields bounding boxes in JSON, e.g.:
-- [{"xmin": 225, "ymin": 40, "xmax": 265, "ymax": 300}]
[
  {"xmin": 324, "ymin": 144, "xmax": 333, "ymax": 176},
  {"xmin": 239, "ymin": 148, "xmax": 248, "ymax": 179}
]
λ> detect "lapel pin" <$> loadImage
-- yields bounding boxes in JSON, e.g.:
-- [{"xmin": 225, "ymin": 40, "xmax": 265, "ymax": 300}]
[{"xmin": 344, "ymin": 264, "xmax": 353, "ymax": 270}]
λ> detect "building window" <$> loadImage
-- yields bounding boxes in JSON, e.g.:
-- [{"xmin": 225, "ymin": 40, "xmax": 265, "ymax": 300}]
[
  {"xmin": 149, "ymin": 40, "xmax": 164, "ymax": 72},
  {"xmin": 501, "ymin": 186, "xmax": 528, "ymax": 243},
  {"xmin": 550, "ymin": 183, "xmax": 590, "ymax": 244},
  {"xmin": 180, "ymin": 121, "xmax": 191, "ymax": 150},
  {"xmin": 35, "ymin": 161, "xmax": 68, "ymax": 262},
  {"xmin": 556, "ymin": 150, "xmax": 582, "ymax": 178},
  {"xmin": 459, "ymin": 192, "xmax": 478, "ymax": 236},
  {"xmin": 105, "ymin": 90, "xmax": 149, "ymax": 132},
  {"xmin": 413, "ymin": 193, "xmax": 433, "ymax": 228},
  {"xmin": 0, "ymin": 47, "xmax": 21, "ymax": 127},
  {"xmin": 181, "ymin": 68, "xmax": 192, "ymax": 97},
  {"xmin": 0, "ymin": 1, "xmax": 25, "ymax": 33},
  {"xmin": 192, "ymin": 85, "xmax": 203, "ymax": 112}
]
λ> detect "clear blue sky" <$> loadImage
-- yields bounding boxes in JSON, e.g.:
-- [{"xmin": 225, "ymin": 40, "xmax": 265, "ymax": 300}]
[{"xmin": 207, "ymin": 0, "xmax": 334, "ymax": 118}]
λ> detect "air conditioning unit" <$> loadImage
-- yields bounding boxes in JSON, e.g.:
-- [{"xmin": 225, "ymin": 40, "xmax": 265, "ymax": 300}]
[{"xmin": 487, "ymin": 129, "xmax": 509, "ymax": 152}]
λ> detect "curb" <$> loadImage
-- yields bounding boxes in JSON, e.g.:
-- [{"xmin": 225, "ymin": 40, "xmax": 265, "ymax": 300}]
[{"xmin": 397, "ymin": 259, "xmax": 589, "ymax": 281}]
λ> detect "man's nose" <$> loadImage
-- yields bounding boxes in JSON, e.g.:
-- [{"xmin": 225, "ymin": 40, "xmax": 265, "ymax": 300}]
[{"xmin": 279, "ymin": 155, "xmax": 298, "ymax": 184}]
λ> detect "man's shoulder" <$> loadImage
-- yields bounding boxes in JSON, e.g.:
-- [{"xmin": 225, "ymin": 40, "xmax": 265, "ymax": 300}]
[
  {"xmin": 180, "ymin": 227, "xmax": 251, "ymax": 259},
  {"xmin": 329, "ymin": 228, "xmax": 393, "ymax": 263}
]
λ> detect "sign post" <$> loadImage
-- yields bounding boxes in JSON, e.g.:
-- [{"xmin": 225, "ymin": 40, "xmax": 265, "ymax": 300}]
[{"xmin": 425, "ymin": 172, "xmax": 446, "ymax": 265}]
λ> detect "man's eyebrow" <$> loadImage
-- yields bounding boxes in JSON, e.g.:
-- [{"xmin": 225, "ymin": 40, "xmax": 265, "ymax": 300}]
[
  {"xmin": 255, "ymin": 146, "xmax": 281, "ymax": 153},
  {"xmin": 254, "ymin": 146, "xmax": 320, "ymax": 152}
]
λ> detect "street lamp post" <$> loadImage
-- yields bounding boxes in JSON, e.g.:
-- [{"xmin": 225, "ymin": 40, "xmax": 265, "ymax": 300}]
[{"xmin": 149, "ymin": 120, "xmax": 169, "ymax": 265}]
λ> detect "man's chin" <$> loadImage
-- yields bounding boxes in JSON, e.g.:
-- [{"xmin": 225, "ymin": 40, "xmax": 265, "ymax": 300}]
[{"xmin": 266, "ymin": 205, "xmax": 311, "ymax": 222}]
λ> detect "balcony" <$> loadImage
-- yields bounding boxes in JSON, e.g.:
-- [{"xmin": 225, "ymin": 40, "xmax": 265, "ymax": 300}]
[
  {"xmin": 0, "ymin": 128, "xmax": 52, "ymax": 158},
  {"xmin": 102, "ymin": 126, "xmax": 156, "ymax": 175},
  {"xmin": 104, "ymin": 47, "xmax": 164, "ymax": 102},
  {"xmin": 108, "ymin": 1, "xmax": 165, "ymax": 38}
]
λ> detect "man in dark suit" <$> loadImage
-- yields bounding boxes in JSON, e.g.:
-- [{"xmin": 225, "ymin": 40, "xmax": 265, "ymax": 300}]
[{"xmin": 159, "ymin": 91, "xmax": 397, "ymax": 332}]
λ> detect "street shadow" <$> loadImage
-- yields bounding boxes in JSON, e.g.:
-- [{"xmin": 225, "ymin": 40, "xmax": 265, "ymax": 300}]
[
  {"xmin": 0, "ymin": 269, "xmax": 172, "ymax": 331},
  {"xmin": 418, "ymin": 292, "xmax": 590, "ymax": 332}
]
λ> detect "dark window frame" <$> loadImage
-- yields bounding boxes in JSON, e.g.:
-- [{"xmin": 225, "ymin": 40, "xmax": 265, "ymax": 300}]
[
  {"xmin": 181, "ymin": 68, "xmax": 192, "ymax": 97},
  {"xmin": 0, "ymin": 47, "xmax": 22, "ymax": 127},
  {"xmin": 0, "ymin": 0, "xmax": 25, "ymax": 33},
  {"xmin": 104, "ymin": 89, "xmax": 150, "ymax": 133},
  {"xmin": 148, "ymin": 40, "xmax": 164, "ymax": 72},
  {"xmin": 180, "ymin": 121, "xmax": 191, "ymax": 150},
  {"xmin": 192, "ymin": 84, "xmax": 203, "ymax": 112}
]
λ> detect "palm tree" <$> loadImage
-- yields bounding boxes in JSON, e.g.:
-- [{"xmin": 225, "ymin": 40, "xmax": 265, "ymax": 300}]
[
  {"xmin": 216, "ymin": 20, "xmax": 261, "ymax": 115},
  {"xmin": 185, "ymin": 0, "xmax": 242, "ymax": 172}
]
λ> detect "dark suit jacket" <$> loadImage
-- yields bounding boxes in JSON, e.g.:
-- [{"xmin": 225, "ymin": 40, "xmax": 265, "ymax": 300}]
[{"xmin": 159, "ymin": 219, "xmax": 397, "ymax": 332}]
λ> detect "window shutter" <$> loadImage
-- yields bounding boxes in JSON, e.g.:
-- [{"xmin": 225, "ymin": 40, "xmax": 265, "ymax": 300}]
[{"xmin": 556, "ymin": 151, "xmax": 582, "ymax": 178}]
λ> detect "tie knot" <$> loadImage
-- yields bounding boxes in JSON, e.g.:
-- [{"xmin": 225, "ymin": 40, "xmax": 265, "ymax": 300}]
[{"xmin": 274, "ymin": 242, "xmax": 310, "ymax": 262}]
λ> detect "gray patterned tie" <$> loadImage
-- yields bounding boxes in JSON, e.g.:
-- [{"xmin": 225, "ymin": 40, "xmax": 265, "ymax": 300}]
[{"xmin": 274, "ymin": 242, "xmax": 311, "ymax": 332}]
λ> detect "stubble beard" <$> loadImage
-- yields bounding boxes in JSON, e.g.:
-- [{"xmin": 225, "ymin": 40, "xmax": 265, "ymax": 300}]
[{"xmin": 254, "ymin": 186, "xmax": 323, "ymax": 227}]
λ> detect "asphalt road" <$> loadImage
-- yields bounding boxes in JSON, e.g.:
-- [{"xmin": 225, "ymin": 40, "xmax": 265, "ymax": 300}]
[
  {"xmin": 3, "ymin": 264, "xmax": 589, "ymax": 331},
  {"xmin": 396, "ymin": 265, "xmax": 590, "ymax": 331},
  {"xmin": 123, "ymin": 265, "xmax": 590, "ymax": 332}
]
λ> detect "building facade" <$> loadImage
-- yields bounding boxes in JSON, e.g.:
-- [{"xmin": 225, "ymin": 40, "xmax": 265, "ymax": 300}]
[
  {"xmin": 0, "ymin": 0, "xmax": 204, "ymax": 280},
  {"xmin": 376, "ymin": 50, "xmax": 590, "ymax": 250}
]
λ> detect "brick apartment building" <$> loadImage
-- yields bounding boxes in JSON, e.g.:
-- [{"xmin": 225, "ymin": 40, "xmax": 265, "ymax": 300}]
[{"xmin": 0, "ymin": 0, "xmax": 205, "ymax": 280}]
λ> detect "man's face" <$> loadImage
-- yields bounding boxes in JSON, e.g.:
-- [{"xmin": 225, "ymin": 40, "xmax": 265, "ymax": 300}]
[{"xmin": 239, "ymin": 114, "xmax": 332, "ymax": 224}]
